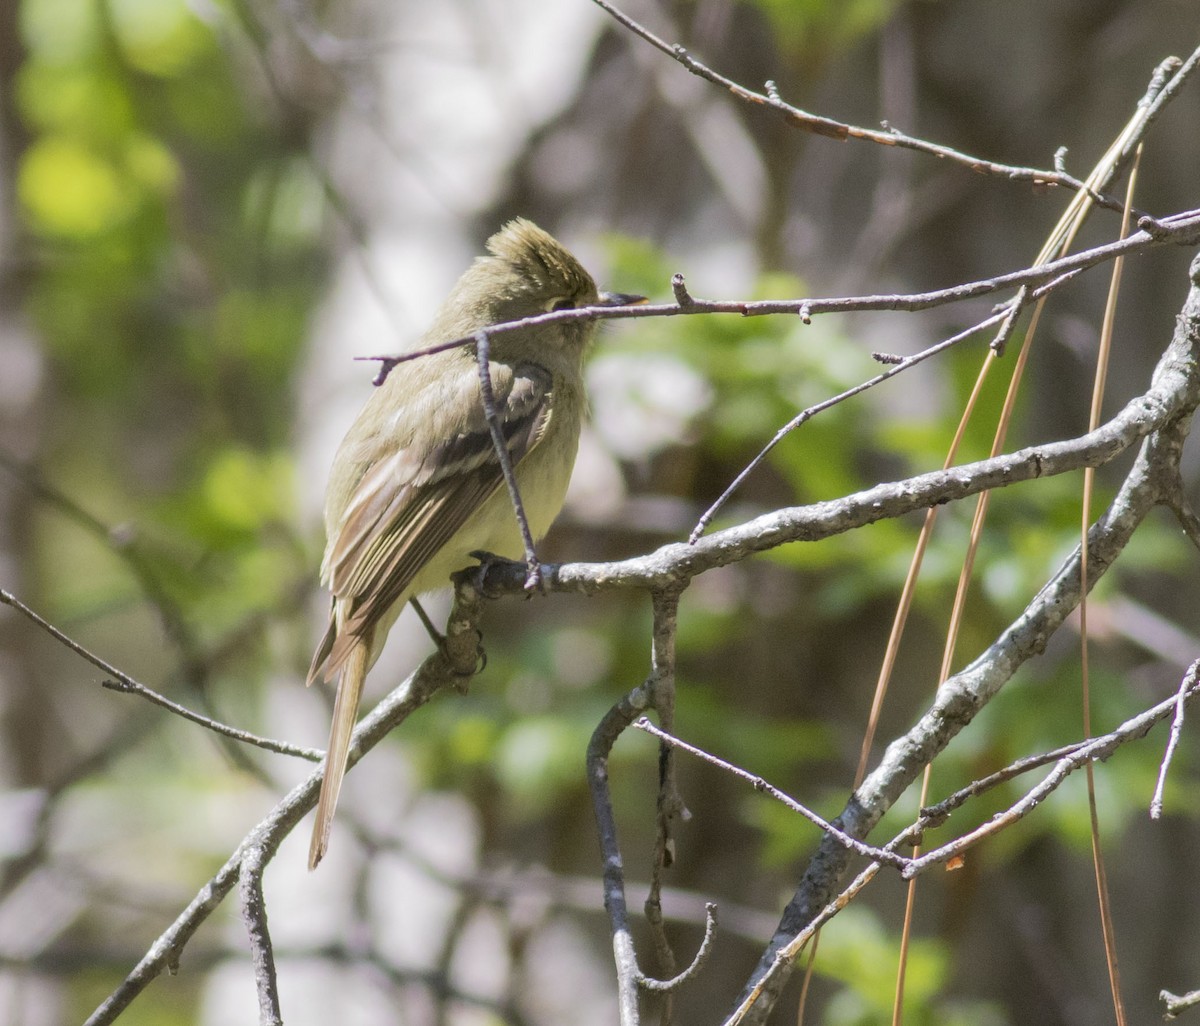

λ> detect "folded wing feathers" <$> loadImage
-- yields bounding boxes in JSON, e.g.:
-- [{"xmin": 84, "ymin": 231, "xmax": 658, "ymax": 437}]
[{"xmin": 311, "ymin": 363, "xmax": 553, "ymax": 684}]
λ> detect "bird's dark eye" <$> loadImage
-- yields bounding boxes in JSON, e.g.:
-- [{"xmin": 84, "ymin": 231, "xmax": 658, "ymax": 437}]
[{"xmin": 548, "ymin": 297, "xmax": 575, "ymax": 312}]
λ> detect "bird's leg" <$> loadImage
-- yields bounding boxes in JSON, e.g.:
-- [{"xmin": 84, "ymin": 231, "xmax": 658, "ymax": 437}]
[
  {"xmin": 409, "ymin": 597, "xmax": 485, "ymax": 677},
  {"xmin": 409, "ymin": 596, "xmax": 445, "ymax": 647}
]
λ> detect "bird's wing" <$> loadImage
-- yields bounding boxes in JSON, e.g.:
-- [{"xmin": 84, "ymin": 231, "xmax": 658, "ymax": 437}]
[{"xmin": 309, "ymin": 360, "xmax": 553, "ymax": 684}]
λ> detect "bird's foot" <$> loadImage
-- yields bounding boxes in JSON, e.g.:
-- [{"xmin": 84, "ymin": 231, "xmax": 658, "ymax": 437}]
[
  {"xmin": 410, "ymin": 597, "xmax": 486, "ymax": 679},
  {"xmin": 468, "ymin": 550, "xmax": 543, "ymax": 598}
]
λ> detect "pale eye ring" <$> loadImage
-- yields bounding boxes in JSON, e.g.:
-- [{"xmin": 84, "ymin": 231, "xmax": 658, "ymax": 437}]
[{"xmin": 546, "ymin": 297, "xmax": 576, "ymax": 312}]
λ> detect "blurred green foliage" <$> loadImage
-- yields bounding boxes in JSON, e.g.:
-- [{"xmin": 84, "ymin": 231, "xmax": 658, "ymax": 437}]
[
  {"xmin": 750, "ymin": 0, "xmax": 900, "ymax": 55},
  {"xmin": 15, "ymin": 0, "xmax": 323, "ymax": 661},
  {"xmin": 819, "ymin": 905, "xmax": 945, "ymax": 1024}
]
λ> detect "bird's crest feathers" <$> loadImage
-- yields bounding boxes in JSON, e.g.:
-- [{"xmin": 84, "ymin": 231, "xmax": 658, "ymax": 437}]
[{"xmin": 485, "ymin": 218, "xmax": 596, "ymax": 302}]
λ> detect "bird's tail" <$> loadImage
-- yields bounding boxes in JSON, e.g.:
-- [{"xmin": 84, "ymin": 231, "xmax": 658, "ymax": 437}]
[{"xmin": 308, "ymin": 636, "xmax": 370, "ymax": 869}]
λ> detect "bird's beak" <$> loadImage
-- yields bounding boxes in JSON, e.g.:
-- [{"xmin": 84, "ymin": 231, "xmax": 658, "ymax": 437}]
[{"xmin": 597, "ymin": 291, "xmax": 649, "ymax": 307}]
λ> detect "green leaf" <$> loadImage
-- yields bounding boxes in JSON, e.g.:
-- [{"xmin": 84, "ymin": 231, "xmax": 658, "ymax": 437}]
[{"xmin": 18, "ymin": 135, "xmax": 133, "ymax": 237}]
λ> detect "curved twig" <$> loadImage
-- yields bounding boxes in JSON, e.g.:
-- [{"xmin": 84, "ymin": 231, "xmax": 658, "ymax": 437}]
[
  {"xmin": 1151, "ymin": 658, "xmax": 1200, "ymax": 819},
  {"xmin": 638, "ymin": 903, "xmax": 719, "ymax": 994}
]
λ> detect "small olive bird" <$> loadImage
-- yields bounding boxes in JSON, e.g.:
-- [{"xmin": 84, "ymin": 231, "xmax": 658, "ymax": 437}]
[{"xmin": 307, "ymin": 219, "xmax": 642, "ymax": 868}]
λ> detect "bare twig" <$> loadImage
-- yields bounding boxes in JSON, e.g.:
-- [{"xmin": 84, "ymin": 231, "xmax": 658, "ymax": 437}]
[
  {"xmin": 904, "ymin": 673, "xmax": 1200, "ymax": 877},
  {"xmin": 1162, "ymin": 987, "xmax": 1200, "ymax": 1019},
  {"xmin": 473, "ymin": 331, "xmax": 541, "ymax": 590},
  {"xmin": 588, "ymin": 680, "xmax": 654, "ymax": 1026},
  {"xmin": 0, "ymin": 589, "xmax": 320, "ymax": 761},
  {"xmin": 670, "ymin": 272, "xmax": 694, "ymax": 308},
  {"xmin": 988, "ymin": 285, "xmax": 1029, "ymax": 356},
  {"xmin": 918, "ymin": 740, "xmax": 1092, "ymax": 825},
  {"xmin": 361, "ymin": 210, "xmax": 1200, "ymax": 383},
  {"xmin": 644, "ymin": 588, "xmax": 686, "ymax": 1018},
  {"xmin": 587, "ymin": 0, "xmax": 1149, "ymax": 213},
  {"xmin": 633, "ymin": 718, "xmax": 909, "ymax": 871},
  {"xmin": 688, "ymin": 269, "xmax": 1085, "ymax": 541},
  {"xmin": 1151, "ymin": 659, "xmax": 1200, "ymax": 819},
  {"xmin": 639, "ymin": 903, "xmax": 719, "ymax": 994}
]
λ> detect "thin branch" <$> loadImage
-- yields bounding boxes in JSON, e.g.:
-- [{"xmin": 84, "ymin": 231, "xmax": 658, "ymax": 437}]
[
  {"xmin": 633, "ymin": 718, "xmax": 909, "ymax": 871},
  {"xmin": 102, "ymin": 677, "xmax": 322, "ymax": 760},
  {"xmin": 0, "ymin": 588, "xmax": 320, "ymax": 761},
  {"xmin": 688, "ymin": 306, "xmax": 1009, "ymax": 542},
  {"xmin": 644, "ymin": 588, "xmax": 687, "ymax": 1018},
  {"xmin": 670, "ymin": 272, "xmax": 695, "ymax": 308},
  {"xmin": 588, "ymin": 0, "xmax": 1160, "ymax": 214},
  {"xmin": 918, "ymin": 740, "xmax": 1092, "ymax": 826},
  {"xmin": 638, "ymin": 903, "xmax": 719, "ymax": 994},
  {"xmin": 587, "ymin": 679, "xmax": 654, "ymax": 1026},
  {"xmin": 474, "ymin": 330, "xmax": 541, "ymax": 590},
  {"xmin": 688, "ymin": 270, "xmax": 1084, "ymax": 541},
  {"xmin": 989, "ymin": 284, "xmax": 1029, "ymax": 356},
  {"xmin": 1151, "ymin": 658, "xmax": 1200, "ymax": 819},
  {"xmin": 904, "ymin": 673, "xmax": 1200, "ymax": 877},
  {"xmin": 360, "ymin": 209, "xmax": 1200, "ymax": 383}
]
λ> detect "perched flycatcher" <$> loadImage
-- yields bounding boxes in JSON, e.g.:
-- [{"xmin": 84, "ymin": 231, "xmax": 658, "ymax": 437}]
[{"xmin": 307, "ymin": 219, "xmax": 642, "ymax": 868}]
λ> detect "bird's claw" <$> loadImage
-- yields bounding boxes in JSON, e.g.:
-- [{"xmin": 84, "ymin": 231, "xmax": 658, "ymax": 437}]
[{"xmin": 469, "ymin": 549, "xmax": 542, "ymax": 599}]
